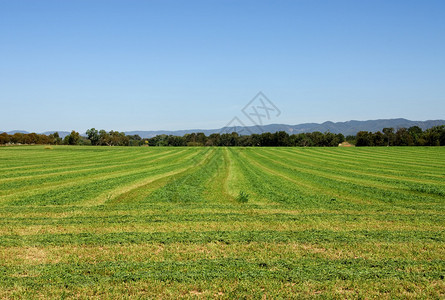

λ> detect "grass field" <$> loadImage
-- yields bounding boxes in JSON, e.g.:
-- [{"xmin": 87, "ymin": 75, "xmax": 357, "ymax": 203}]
[{"xmin": 0, "ymin": 146, "xmax": 444, "ymax": 299}]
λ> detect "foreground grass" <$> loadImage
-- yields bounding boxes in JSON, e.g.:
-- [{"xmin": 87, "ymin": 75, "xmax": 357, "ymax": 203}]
[{"xmin": 0, "ymin": 146, "xmax": 444, "ymax": 298}]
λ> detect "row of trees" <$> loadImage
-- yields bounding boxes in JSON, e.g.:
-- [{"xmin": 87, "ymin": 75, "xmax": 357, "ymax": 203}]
[
  {"xmin": 1, "ymin": 126, "xmax": 444, "ymax": 147},
  {"xmin": 0, "ymin": 130, "xmax": 345, "ymax": 147},
  {"xmin": 0, "ymin": 130, "xmax": 143, "ymax": 146},
  {"xmin": 147, "ymin": 131, "xmax": 345, "ymax": 147},
  {"xmin": 354, "ymin": 126, "xmax": 445, "ymax": 146},
  {"xmin": 0, "ymin": 132, "xmax": 63, "ymax": 145},
  {"xmin": 85, "ymin": 128, "xmax": 143, "ymax": 146}
]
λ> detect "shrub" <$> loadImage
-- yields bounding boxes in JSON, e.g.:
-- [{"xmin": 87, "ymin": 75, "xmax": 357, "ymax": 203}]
[{"xmin": 236, "ymin": 191, "xmax": 249, "ymax": 203}]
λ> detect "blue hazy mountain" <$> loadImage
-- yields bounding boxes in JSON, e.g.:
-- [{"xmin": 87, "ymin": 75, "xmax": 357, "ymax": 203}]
[{"xmin": 126, "ymin": 118, "xmax": 445, "ymax": 138}]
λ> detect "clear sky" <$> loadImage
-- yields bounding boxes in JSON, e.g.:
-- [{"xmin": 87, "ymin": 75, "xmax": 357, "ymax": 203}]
[{"xmin": 1, "ymin": 0, "xmax": 444, "ymax": 133}]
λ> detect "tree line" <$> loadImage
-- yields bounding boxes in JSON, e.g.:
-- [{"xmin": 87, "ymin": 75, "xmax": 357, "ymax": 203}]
[
  {"xmin": 0, "ymin": 130, "xmax": 143, "ymax": 146},
  {"xmin": 147, "ymin": 131, "xmax": 346, "ymax": 147},
  {"xmin": 1, "ymin": 125, "xmax": 444, "ymax": 146},
  {"xmin": 0, "ymin": 129, "xmax": 345, "ymax": 147},
  {"xmin": 352, "ymin": 126, "xmax": 445, "ymax": 146}
]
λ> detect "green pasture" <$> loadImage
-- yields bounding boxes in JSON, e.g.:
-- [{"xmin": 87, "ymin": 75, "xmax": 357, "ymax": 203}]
[{"xmin": 0, "ymin": 146, "xmax": 444, "ymax": 298}]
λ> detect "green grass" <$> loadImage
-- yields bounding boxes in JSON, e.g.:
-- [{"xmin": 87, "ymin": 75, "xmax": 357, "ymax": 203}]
[{"xmin": 0, "ymin": 145, "xmax": 444, "ymax": 299}]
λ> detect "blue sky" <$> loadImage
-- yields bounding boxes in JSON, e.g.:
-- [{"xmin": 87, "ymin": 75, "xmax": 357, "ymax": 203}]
[{"xmin": 1, "ymin": 0, "xmax": 444, "ymax": 132}]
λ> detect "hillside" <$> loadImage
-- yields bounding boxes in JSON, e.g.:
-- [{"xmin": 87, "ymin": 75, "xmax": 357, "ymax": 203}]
[{"xmin": 125, "ymin": 118, "xmax": 445, "ymax": 138}]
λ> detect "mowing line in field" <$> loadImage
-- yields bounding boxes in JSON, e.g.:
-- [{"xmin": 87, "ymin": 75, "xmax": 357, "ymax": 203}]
[
  {"xmin": 0, "ymin": 149, "xmax": 202, "ymax": 205},
  {"xmin": 0, "ymin": 148, "xmax": 179, "ymax": 183},
  {"xmin": 0, "ymin": 146, "xmax": 162, "ymax": 172},
  {"xmin": 234, "ymin": 148, "xmax": 369, "ymax": 207},
  {"xmin": 274, "ymin": 148, "xmax": 445, "ymax": 182},
  {"xmin": 270, "ymin": 148, "xmax": 445, "ymax": 187},
  {"xmin": 0, "ymin": 147, "xmax": 180, "ymax": 182},
  {"xmin": 93, "ymin": 148, "xmax": 214, "ymax": 206},
  {"xmin": 257, "ymin": 149, "xmax": 445, "ymax": 202}
]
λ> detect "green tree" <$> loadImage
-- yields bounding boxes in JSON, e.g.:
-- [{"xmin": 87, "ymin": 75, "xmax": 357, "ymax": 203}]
[
  {"xmin": 0, "ymin": 132, "xmax": 10, "ymax": 144},
  {"xmin": 395, "ymin": 128, "xmax": 414, "ymax": 146},
  {"xmin": 196, "ymin": 132, "xmax": 207, "ymax": 146},
  {"xmin": 207, "ymin": 133, "xmax": 221, "ymax": 146},
  {"xmin": 49, "ymin": 132, "xmax": 62, "ymax": 145},
  {"xmin": 274, "ymin": 131, "xmax": 290, "ymax": 146},
  {"xmin": 336, "ymin": 133, "xmax": 345, "ymax": 144},
  {"xmin": 11, "ymin": 133, "xmax": 24, "ymax": 144},
  {"xmin": 423, "ymin": 126, "xmax": 444, "ymax": 146},
  {"xmin": 373, "ymin": 131, "xmax": 385, "ymax": 146},
  {"xmin": 99, "ymin": 130, "xmax": 110, "ymax": 145},
  {"xmin": 86, "ymin": 128, "xmax": 100, "ymax": 145},
  {"xmin": 408, "ymin": 126, "xmax": 423, "ymax": 145},
  {"xmin": 383, "ymin": 128, "xmax": 394, "ymax": 146},
  {"xmin": 356, "ymin": 131, "xmax": 373, "ymax": 146},
  {"xmin": 65, "ymin": 130, "xmax": 81, "ymax": 145}
]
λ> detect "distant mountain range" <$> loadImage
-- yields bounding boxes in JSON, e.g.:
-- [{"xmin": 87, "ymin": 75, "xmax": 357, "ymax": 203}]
[
  {"xmin": 2, "ymin": 118, "xmax": 445, "ymax": 139},
  {"xmin": 122, "ymin": 118, "xmax": 445, "ymax": 138},
  {"xmin": 3, "ymin": 130, "xmax": 74, "ymax": 139}
]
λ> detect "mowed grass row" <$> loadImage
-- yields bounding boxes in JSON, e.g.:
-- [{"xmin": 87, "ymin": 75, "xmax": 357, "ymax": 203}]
[{"xmin": 0, "ymin": 146, "xmax": 444, "ymax": 298}]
